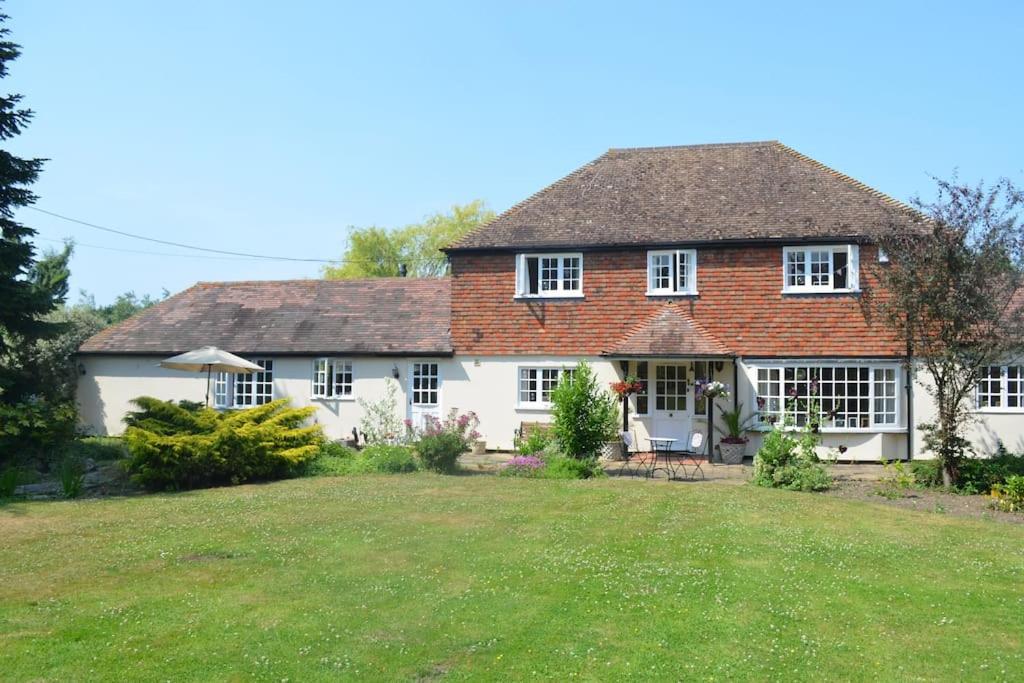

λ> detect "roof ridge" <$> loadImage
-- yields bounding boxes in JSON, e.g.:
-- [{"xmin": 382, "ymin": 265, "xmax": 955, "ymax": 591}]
[
  {"xmin": 193, "ymin": 277, "xmax": 447, "ymax": 286},
  {"xmin": 608, "ymin": 140, "xmax": 778, "ymax": 153},
  {"xmin": 771, "ymin": 141, "xmax": 917, "ymax": 214},
  {"xmin": 444, "ymin": 150, "xmax": 615, "ymax": 251}
]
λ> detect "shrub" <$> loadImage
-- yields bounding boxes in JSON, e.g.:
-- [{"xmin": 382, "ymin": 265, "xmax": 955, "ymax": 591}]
[
  {"xmin": 910, "ymin": 459, "xmax": 943, "ymax": 488},
  {"xmin": 412, "ymin": 410, "xmax": 480, "ymax": 473},
  {"xmin": 876, "ymin": 458, "xmax": 914, "ymax": 499},
  {"xmin": 911, "ymin": 446, "xmax": 1024, "ymax": 494},
  {"xmin": 123, "ymin": 397, "xmax": 324, "ymax": 491},
  {"xmin": 349, "ymin": 444, "xmax": 419, "ymax": 474},
  {"xmin": 0, "ymin": 468, "xmax": 18, "ymax": 498},
  {"xmin": 357, "ymin": 379, "xmax": 403, "ymax": 445},
  {"xmin": 518, "ymin": 429, "xmax": 552, "ymax": 456},
  {"xmin": 500, "ymin": 455, "xmax": 545, "ymax": 477},
  {"xmin": 298, "ymin": 442, "xmax": 358, "ymax": 477},
  {"xmin": 65, "ymin": 437, "xmax": 129, "ymax": 462},
  {"xmin": 752, "ymin": 420, "xmax": 831, "ymax": 492},
  {"xmin": 542, "ymin": 454, "xmax": 605, "ymax": 480},
  {"xmin": 991, "ymin": 475, "xmax": 1024, "ymax": 512},
  {"xmin": 0, "ymin": 399, "xmax": 77, "ymax": 466},
  {"xmin": 550, "ymin": 361, "xmax": 619, "ymax": 459},
  {"xmin": 56, "ymin": 456, "xmax": 86, "ymax": 498}
]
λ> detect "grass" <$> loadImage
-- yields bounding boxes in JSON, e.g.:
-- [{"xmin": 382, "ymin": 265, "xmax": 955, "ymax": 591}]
[{"xmin": 1, "ymin": 475, "xmax": 1022, "ymax": 680}]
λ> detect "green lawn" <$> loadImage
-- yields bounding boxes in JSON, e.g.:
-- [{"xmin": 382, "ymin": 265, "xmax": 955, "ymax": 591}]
[{"xmin": 2, "ymin": 475, "xmax": 1022, "ymax": 681}]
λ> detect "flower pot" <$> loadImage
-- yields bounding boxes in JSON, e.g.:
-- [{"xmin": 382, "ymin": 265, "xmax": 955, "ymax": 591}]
[
  {"xmin": 601, "ymin": 441, "xmax": 624, "ymax": 461},
  {"xmin": 719, "ymin": 441, "xmax": 747, "ymax": 465},
  {"xmin": 471, "ymin": 440, "xmax": 486, "ymax": 456}
]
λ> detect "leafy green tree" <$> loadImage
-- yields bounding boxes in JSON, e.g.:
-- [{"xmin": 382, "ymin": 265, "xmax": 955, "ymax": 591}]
[
  {"xmin": 550, "ymin": 361, "xmax": 619, "ymax": 459},
  {"xmin": 0, "ymin": 11, "xmax": 65, "ymax": 402},
  {"xmin": 322, "ymin": 200, "xmax": 494, "ymax": 279},
  {"xmin": 77, "ymin": 289, "xmax": 166, "ymax": 326},
  {"xmin": 873, "ymin": 178, "xmax": 1024, "ymax": 487}
]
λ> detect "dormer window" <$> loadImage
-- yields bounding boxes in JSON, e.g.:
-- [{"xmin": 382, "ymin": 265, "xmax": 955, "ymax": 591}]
[
  {"xmin": 647, "ymin": 249, "xmax": 697, "ymax": 295},
  {"xmin": 516, "ymin": 253, "xmax": 583, "ymax": 298},
  {"xmin": 782, "ymin": 244, "xmax": 859, "ymax": 293}
]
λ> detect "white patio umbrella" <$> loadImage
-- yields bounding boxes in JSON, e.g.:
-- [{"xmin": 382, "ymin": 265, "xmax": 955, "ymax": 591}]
[{"xmin": 159, "ymin": 346, "xmax": 263, "ymax": 407}]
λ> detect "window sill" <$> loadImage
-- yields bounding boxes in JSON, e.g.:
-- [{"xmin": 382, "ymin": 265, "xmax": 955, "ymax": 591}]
[
  {"xmin": 750, "ymin": 425, "xmax": 906, "ymax": 434},
  {"xmin": 311, "ymin": 396, "xmax": 356, "ymax": 402},
  {"xmin": 646, "ymin": 290, "xmax": 699, "ymax": 298},
  {"xmin": 780, "ymin": 288, "xmax": 861, "ymax": 296},
  {"xmin": 514, "ymin": 294, "xmax": 584, "ymax": 301},
  {"xmin": 974, "ymin": 408, "xmax": 1024, "ymax": 414},
  {"xmin": 516, "ymin": 404, "xmax": 553, "ymax": 412}
]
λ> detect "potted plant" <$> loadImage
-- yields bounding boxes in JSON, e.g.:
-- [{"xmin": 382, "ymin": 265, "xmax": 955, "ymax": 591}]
[{"xmin": 715, "ymin": 404, "xmax": 756, "ymax": 464}]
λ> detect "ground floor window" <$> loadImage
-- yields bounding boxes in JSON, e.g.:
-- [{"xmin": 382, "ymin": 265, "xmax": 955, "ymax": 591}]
[
  {"xmin": 518, "ymin": 366, "xmax": 574, "ymax": 409},
  {"xmin": 977, "ymin": 365, "xmax": 1024, "ymax": 410},
  {"xmin": 214, "ymin": 359, "xmax": 273, "ymax": 409},
  {"xmin": 754, "ymin": 363, "xmax": 899, "ymax": 429},
  {"xmin": 312, "ymin": 358, "xmax": 353, "ymax": 399}
]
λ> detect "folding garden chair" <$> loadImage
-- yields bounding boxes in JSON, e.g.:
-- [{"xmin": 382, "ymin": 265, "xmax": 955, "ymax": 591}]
[
  {"xmin": 671, "ymin": 431, "xmax": 706, "ymax": 480},
  {"xmin": 616, "ymin": 430, "xmax": 648, "ymax": 477}
]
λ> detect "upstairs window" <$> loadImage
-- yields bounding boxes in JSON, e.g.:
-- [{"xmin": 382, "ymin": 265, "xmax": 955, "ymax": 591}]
[
  {"xmin": 977, "ymin": 365, "xmax": 1024, "ymax": 411},
  {"xmin": 214, "ymin": 358, "xmax": 273, "ymax": 409},
  {"xmin": 516, "ymin": 253, "xmax": 583, "ymax": 297},
  {"xmin": 312, "ymin": 358, "xmax": 353, "ymax": 399},
  {"xmin": 783, "ymin": 245, "xmax": 859, "ymax": 293},
  {"xmin": 647, "ymin": 249, "xmax": 697, "ymax": 295}
]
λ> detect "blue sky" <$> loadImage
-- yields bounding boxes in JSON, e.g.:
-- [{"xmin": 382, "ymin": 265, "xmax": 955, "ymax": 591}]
[{"xmin": 9, "ymin": 0, "xmax": 1023, "ymax": 302}]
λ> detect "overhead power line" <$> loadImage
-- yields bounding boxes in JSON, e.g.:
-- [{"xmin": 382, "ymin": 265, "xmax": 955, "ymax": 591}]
[
  {"xmin": 31, "ymin": 234, "xmax": 276, "ymax": 261},
  {"xmin": 28, "ymin": 206, "xmax": 339, "ymax": 263}
]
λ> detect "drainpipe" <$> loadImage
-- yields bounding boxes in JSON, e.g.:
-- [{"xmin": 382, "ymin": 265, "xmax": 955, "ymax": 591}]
[{"xmin": 906, "ymin": 339, "xmax": 914, "ymax": 461}]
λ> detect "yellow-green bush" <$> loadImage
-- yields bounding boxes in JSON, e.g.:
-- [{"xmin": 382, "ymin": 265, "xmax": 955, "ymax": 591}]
[{"xmin": 123, "ymin": 397, "xmax": 323, "ymax": 490}]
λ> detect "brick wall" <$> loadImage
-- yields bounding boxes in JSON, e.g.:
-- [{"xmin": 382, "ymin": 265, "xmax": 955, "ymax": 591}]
[{"xmin": 449, "ymin": 245, "xmax": 902, "ymax": 357}]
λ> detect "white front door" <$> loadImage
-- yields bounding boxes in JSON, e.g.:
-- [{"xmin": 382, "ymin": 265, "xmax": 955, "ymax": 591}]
[
  {"xmin": 408, "ymin": 361, "xmax": 442, "ymax": 429},
  {"xmin": 651, "ymin": 363, "xmax": 692, "ymax": 445}
]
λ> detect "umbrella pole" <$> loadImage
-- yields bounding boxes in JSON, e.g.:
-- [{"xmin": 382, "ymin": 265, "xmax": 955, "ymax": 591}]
[{"xmin": 205, "ymin": 365, "xmax": 211, "ymax": 407}]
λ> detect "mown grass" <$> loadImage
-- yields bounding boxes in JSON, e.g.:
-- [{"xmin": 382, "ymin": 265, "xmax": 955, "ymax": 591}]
[{"xmin": 1, "ymin": 474, "xmax": 1022, "ymax": 680}]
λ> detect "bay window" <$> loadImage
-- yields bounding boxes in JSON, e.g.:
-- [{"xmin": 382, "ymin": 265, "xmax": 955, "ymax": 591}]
[
  {"xmin": 516, "ymin": 253, "xmax": 583, "ymax": 297},
  {"xmin": 647, "ymin": 249, "xmax": 697, "ymax": 295},
  {"xmin": 783, "ymin": 244, "xmax": 859, "ymax": 293},
  {"xmin": 754, "ymin": 363, "xmax": 900, "ymax": 430}
]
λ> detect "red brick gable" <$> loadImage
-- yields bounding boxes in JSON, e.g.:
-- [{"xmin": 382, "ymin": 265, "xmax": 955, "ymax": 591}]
[{"xmin": 450, "ymin": 245, "xmax": 902, "ymax": 358}]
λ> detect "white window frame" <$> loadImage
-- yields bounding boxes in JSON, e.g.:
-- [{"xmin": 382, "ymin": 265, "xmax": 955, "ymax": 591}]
[
  {"xmin": 751, "ymin": 361, "xmax": 901, "ymax": 432},
  {"xmin": 515, "ymin": 253, "xmax": 584, "ymax": 298},
  {"xmin": 517, "ymin": 366, "xmax": 575, "ymax": 409},
  {"xmin": 976, "ymin": 364, "xmax": 1024, "ymax": 413},
  {"xmin": 214, "ymin": 358, "xmax": 274, "ymax": 409},
  {"xmin": 782, "ymin": 244, "xmax": 859, "ymax": 293},
  {"xmin": 312, "ymin": 358, "xmax": 354, "ymax": 400},
  {"xmin": 646, "ymin": 249, "xmax": 698, "ymax": 295}
]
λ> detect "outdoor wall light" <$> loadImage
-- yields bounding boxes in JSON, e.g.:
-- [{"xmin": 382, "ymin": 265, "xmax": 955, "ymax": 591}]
[
  {"xmin": 78, "ymin": 362, "xmax": 86, "ymax": 376},
  {"xmin": 714, "ymin": 361, "xmax": 725, "ymax": 372},
  {"xmin": 391, "ymin": 365, "xmax": 400, "ymax": 380}
]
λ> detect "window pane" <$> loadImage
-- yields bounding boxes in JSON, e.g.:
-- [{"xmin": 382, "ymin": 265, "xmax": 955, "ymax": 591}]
[
  {"xmin": 635, "ymin": 361, "xmax": 649, "ymax": 415},
  {"xmin": 833, "ymin": 251, "xmax": 848, "ymax": 289},
  {"xmin": 786, "ymin": 250, "xmax": 805, "ymax": 287},
  {"xmin": 527, "ymin": 257, "xmax": 539, "ymax": 294},
  {"xmin": 977, "ymin": 366, "xmax": 1002, "ymax": 408},
  {"xmin": 809, "ymin": 250, "xmax": 830, "ymax": 287},
  {"xmin": 562, "ymin": 257, "xmax": 580, "ymax": 291}
]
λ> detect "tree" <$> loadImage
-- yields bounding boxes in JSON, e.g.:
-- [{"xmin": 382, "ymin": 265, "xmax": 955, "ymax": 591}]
[
  {"xmin": 77, "ymin": 289, "xmax": 166, "ymax": 326},
  {"xmin": 550, "ymin": 361, "xmax": 619, "ymax": 459},
  {"xmin": 0, "ymin": 10, "xmax": 64, "ymax": 401},
  {"xmin": 322, "ymin": 200, "xmax": 494, "ymax": 279},
  {"xmin": 873, "ymin": 178, "xmax": 1024, "ymax": 486}
]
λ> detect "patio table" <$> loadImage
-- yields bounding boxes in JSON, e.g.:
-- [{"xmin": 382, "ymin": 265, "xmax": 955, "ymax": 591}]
[{"xmin": 646, "ymin": 437, "xmax": 677, "ymax": 479}]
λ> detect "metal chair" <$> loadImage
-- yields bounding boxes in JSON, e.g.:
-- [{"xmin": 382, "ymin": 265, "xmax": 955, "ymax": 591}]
[
  {"xmin": 672, "ymin": 431, "xmax": 706, "ymax": 480},
  {"xmin": 616, "ymin": 430, "xmax": 646, "ymax": 477}
]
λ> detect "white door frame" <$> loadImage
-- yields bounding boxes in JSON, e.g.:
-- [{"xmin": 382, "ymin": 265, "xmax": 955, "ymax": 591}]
[
  {"xmin": 651, "ymin": 362, "xmax": 693, "ymax": 443},
  {"xmin": 407, "ymin": 360, "xmax": 442, "ymax": 429}
]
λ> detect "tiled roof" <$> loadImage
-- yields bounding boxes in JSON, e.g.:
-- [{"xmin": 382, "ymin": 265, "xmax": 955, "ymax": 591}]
[
  {"xmin": 78, "ymin": 278, "xmax": 453, "ymax": 355},
  {"xmin": 603, "ymin": 304, "xmax": 733, "ymax": 357},
  {"xmin": 449, "ymin": 141, "xmax": 918, "ymax": 250}
]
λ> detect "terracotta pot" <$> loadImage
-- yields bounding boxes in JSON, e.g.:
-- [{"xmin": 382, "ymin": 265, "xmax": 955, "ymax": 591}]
[{"xmin": 719, "ymin": 441, "xmax": 747, "ymax": 465}]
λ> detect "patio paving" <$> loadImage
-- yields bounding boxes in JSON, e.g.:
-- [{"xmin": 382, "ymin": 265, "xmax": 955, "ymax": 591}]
[{"xmin": 459, "ymin": 451, "xmax": 885, "ymax": 484}]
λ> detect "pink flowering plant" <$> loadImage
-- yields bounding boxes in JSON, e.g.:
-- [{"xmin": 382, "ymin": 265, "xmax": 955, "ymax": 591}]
[
  {"xmin": 501, "ymin": 455, "xmax": 546, "ymax": 478},
  {"xmin": 410, "ymin": 409, "xmax": 481, "ymax": 473}
]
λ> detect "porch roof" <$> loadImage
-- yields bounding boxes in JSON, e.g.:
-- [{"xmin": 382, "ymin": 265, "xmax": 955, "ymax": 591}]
[{"xmin": 602, "ymin": 304, "xmax": 733, "ymax": 358}]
